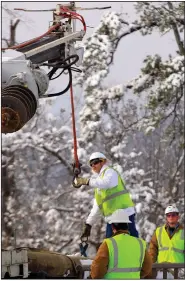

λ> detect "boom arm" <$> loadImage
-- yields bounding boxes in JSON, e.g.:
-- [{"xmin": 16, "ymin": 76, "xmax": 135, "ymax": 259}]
[
  {"xmin": 1, "ymin": 3, "xmax": 85, "ymax": 134},
  {"xmin": 2, "ymin": 248, "xmax": 92, "ymax": 279}
]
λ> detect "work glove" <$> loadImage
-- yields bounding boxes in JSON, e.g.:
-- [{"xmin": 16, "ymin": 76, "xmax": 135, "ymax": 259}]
[
  {"xmin": 73, "ymin": 177, "xmax": 90, "ymax": 188},
  {"xmin": 81, "ymin": 223, "xmax": 92, "ymax": 240}
]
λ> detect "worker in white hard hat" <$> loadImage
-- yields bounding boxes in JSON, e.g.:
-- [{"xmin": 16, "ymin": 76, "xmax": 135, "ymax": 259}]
[
  {"xmin": 148, "ymin": 204, "xmax": 184, "ymax": 265},
  {"xmin": 90, "ymin": 209, "xmax": 152, "ymax": 279},
  {"xmin": 73, "ymin": 152, "xmax": 139, "ymax": 239}
]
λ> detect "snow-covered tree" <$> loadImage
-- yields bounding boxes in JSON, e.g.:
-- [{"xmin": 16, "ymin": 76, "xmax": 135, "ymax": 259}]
[
  {"xmin": 78, "ymin": 2, "xmax": 184, "ymax": 145},
  {"xmin": 77, "ymin": 1, "xmax": 184, "ymax": 242},
  {"xmin": 2, "ymin": 2, "xmax": 184, "ymax": 255}
]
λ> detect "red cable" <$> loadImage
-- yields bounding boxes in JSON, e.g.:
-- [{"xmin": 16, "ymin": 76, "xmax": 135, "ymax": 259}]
[
  {"xmin": 2, "ymin": 8, "xmax": 86, "ymax": 51},
  {"xmin": 70, "ymin": 84, "xmax": 79, "ymax": 169},
  {"xmin": 62, "ymin": 14, "xmax": 86, "ymax": 32},
  {"xmin": 59, "ymin": 7, "xmax": 86, "ymax": 32},
  {"xmin": 1, "ymin": 23, "xmax": 61, "ymax": 51}
]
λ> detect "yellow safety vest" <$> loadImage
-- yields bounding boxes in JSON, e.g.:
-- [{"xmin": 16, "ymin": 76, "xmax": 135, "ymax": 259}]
[
  {"xmin": 104, "ymin": 234, "xmax": 146, "ymax": 279},
  {"xmin": 95, "ymin": 167, "xmax": 134, "ymax": 217},
  {"xmin": 156, "ymin": 225, "xmax": 184, "ymax": 263}
]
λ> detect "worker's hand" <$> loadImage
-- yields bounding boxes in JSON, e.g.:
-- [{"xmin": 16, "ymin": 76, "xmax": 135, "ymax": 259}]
[
  {"xmin": 81, "ymin": 223, "xmax": 92, "ymax": 240},
  {"xmin": 73, "ymin": 177, "xmax": 90, "ymax": 188}
]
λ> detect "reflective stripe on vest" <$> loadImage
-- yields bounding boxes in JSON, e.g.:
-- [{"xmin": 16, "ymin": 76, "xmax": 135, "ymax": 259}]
[
  {"xmin": 158, "ymin": 226, "xmax": 169, "ymax": 251},
  {"xmin": 95, "ymin": 167, "xmax": 134, "ymax": 216},
  {"xmin": 171, "ymin": 247, "xmax": 184, "ymax": 253},
  {"xmin": 156, "ymin": 226, "xmax": 184, "ymax": 263},
  {"xmin": 158, "ymin": 226, "xmax": 185, "ymax": 253},
  {"xmin": 107, "ymin": 237, "xmax": 144, "ymax": 273},
  {"xmin": 98, "ymin": 189, "xmax": 129, "ymax": 210}
]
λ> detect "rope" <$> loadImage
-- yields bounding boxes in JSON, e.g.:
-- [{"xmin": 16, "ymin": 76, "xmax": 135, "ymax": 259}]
[{"xmin": 70, "ymin": 84, "xmax": 79, "ymax": 171}]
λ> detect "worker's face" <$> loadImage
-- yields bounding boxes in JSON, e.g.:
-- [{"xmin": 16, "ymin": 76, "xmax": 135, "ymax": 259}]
[
  {"xmin": 90, "ymin": 159, "xmax": 106, "ymax": 173},
  {"xmin": 166, "ymin": 212, "xmax": 179, "ymax": 227}
]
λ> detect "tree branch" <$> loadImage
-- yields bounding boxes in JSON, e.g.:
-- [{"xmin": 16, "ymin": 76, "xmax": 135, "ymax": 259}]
[
  {"xmin": 10, "ymin": 19, "xmax": 20, "ymax": 46},
  {"xmin": 54, "ymin": 190, "xmax": 72, "ymax": 200},
  {"xmin": 57, "ymin": 238, "xmax": 73, "ymax": 252},
  {"xmin": 2, "ymin": 38, "xmax": 10, "ymax": 48},
  {"xmin": 167, "ymin": 2, "xmax": 185, "ymax": 56},
  {"xmin": 160, "ymin": 87, "xmax": 184, "ymax": 125},
  {"xmin": 109, "ymin": 22, "xmax": 157, "ymax": 65},
  {"xmin": 49, "ymin": 207, "xmax": 74, "ymax": 212},
  {"xmin": 109, "ymin": 2, "xmax": 185, "ymax": 64},
  {"xmin": 169, "ymin": 150, "xmax": 184, "ymax": 185},
  {"xmin": 139, "ymin": 194, "xmax": 164, "ymax": 209},
  {"xmin": 42, "ymin": 145, "xmax": 73, "ymax": 175},
  {"xmin": 175, "ymin": 18, "xmax": 185, "ymax": 25},
  {"xmin": 115, "ymin": 21, "xmax": 157, "ymax": 48}
]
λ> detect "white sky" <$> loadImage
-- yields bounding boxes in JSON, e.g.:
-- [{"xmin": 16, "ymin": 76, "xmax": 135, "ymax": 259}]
[{"xmin": 2, "ymin": 1, "xmax": 178, "ymax": 115}]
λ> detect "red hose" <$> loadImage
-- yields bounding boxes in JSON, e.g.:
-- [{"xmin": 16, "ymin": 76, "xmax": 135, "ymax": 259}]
[
  {"xmin": 59, "ymin": 6, "xmax": 86, "ymax": 32},
  {"xmin": 1, "ymin": 23, "xmax": 61, "ymax": 51},
  {"xmin": 2, "ymin": 8, "xmax": 86, "ymax": 51}
]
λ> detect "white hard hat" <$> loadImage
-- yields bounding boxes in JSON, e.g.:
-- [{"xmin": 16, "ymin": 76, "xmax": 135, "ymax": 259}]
[
  {"xmin": 89, "ymin": 152, "xmax": 107, "ymax": 162},
  {"xmin": 165, "ymin": 205, "xmax": 179, "ymax": 214},
  {"xmin": 107, "ymin": 209, "xmax": 131, "ymax": 224}
]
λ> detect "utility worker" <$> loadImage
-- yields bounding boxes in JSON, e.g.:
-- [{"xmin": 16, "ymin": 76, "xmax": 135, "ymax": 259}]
[
  {"xmin": 73, "ymin": 152, "xmax": 139, "ymax": 239},
  {"xmin": 148, "ymin": 204, "xmax": 184, "ymax": 264},
  {"xmin": 90, "ymin": 209, "xmax": 152, "ymax": 279}
]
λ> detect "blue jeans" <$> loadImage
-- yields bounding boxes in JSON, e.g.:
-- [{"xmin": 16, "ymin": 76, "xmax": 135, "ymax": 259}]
[{"xmin": 106, "ymin": 214, "xmax": 139, "ymax": 238}]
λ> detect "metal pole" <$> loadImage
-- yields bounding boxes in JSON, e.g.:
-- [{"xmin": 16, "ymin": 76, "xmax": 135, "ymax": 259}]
[
  {"xmin": 14, "ymin": 226, "xmax": 16, "ymax": 249},
  {"xmin": 71, "ymin": 1, "xmax": 76, "ymax": 33}
]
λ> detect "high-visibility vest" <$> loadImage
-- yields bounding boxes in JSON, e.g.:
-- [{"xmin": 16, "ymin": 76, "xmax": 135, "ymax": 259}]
[
  {"xmin": 104, "ymin": 234, "xmax": 146, "ymax": 279},
  {"xmin": 156, "ymin": 225, "xmax": 184, "ymax": 263},
  {"xmin": 95, "ymin": 167, "xmax": 134, "ymax": 217}
]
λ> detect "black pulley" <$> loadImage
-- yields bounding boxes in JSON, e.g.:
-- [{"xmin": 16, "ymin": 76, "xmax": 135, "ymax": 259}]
[{"xmin": 2, "ymin": 85, "xmax": 37, "ymax": 134}]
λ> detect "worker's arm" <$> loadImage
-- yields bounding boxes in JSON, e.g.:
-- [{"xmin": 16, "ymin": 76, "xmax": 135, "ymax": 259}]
[
  {"xmin": 140, "ymin": 250, "xmax": 153, "ymax": 279},
  {"xmin": 148, "ymin": 231, "xmax": 158, "ymax": 263},
  {"xmin": 89, "ymin": 168, "xmax": 118, "ymax": 189},
  {"xmin": 90, "ymin": 241, "xmax": 109, "ymax": 279},
  {"xmin": 86, "ymin": 199, "xmax": 102, "ymax": 226}
]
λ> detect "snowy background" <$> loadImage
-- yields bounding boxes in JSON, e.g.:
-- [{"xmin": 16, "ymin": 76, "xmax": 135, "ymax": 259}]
[{"xmin": 2, "ymin": 1, "xmax": 184, "ymax": 256}]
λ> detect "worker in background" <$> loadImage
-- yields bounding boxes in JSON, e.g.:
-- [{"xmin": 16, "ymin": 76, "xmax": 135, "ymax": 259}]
[
  {"xmin": 148, "ymin": 204, "xmax": 184, "ymax": 264},
  {"xmin": 73, "ymin": 152, "xmax": 139, "ymax": 239},
  {"xmin": 90, "ymin": 209, "xmax": 152, "ymax": 279}
]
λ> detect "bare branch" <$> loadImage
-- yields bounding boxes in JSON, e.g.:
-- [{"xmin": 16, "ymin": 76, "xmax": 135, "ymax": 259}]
[
  {"xmin": 54, "ymin": 190, "xmax": 72, "ymax": 200},
  {"xmin": 10, "ymin": 19, "xmax": 20, "ymax": 46},
  {"xmin": 57, "ymin": 239, "xmax": 73, "ymax": 252},
  {"xmin": 139, "ymin": 194, "xmax": 164, "ymax": 209},
  {"xmin": 49, "ymin": 207, "xmax": 74, "ymax": 212},
  {"xmin": 119, "ymin": 19, "xmax": 129, "ymax": 26},
  {"xmin": 176, "ymin": 18, "xmax": 185, "ymax": 25},
  {"xmin": 2, "ymin": 38, "xmax": 10, "ymax": 47},
  {"xmin": 42, "ymin": 145, "xmax": 73, "ymax": 175}
]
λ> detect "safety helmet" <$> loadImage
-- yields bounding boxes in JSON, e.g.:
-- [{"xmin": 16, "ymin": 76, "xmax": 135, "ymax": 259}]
[
  {"xmin": 89, "ymin": 152, "xmax": 107, "ymax": 162},
  {"xmin": 165, "ymin": 205, "xmax": 179, "ymax": 215},
  {"xmin": 107, "ymin": 209, "xmax": 131, "ymax": 224}
]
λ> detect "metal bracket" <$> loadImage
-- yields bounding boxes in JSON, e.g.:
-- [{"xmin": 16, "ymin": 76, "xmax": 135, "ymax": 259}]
[
  {"xmin": 72, "ymin": 162, "xmax": 82, "ymax": 188},
  {"xmin": 24, "ymin": 31, "xmax": 85, "ymax": 59}
]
